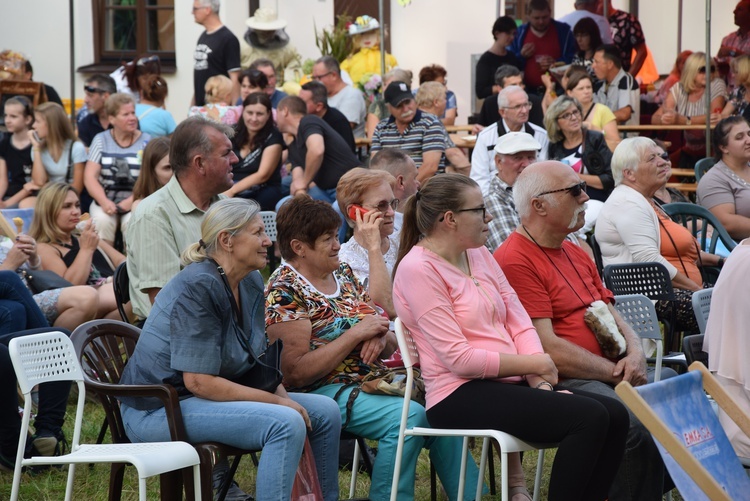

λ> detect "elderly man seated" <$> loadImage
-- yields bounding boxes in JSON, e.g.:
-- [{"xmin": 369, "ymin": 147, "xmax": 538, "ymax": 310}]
[
  {"xmin": 371, "ymin": 82, "xmax": 446, "ymax": 184},
  {"xmin": 471, "ymin": 85, "xmax": 548, "ymax": 197},
  {"xmin": 494, "ymin": 161, "xmax": 674, "ymax": 501}
]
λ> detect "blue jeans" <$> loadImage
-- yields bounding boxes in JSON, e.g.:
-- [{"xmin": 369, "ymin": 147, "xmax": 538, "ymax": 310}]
[
  {"xmin": 0, "ymin": 271, "xmax": 49, "ymax": 335},
  {"xmin": 121, "ymin": 392, "xmax": 341, "ymax": 501},
  {"xmin": 313, "ymin": 384, "xmax": 481, "ymax": 501}
]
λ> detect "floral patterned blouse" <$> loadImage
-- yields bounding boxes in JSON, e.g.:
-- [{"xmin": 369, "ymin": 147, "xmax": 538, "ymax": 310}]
[{"xmin": 265, "ymin": 261, "xmax": 385, "ymax": 392}]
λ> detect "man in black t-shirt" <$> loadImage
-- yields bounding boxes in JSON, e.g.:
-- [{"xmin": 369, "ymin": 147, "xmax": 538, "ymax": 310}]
[
  {"xmin": 276, "ymin": 96, "xmax": 361, "ymax": 203},
  {"xmin": 76, "ymin": 74, "xmax": 116, "ymax": 147},
  {"xmin": 298, "ymin": 81, "xmax": 356, "ymax": 153},
  {"xmin": 192, "ymin": 0, "xmax": 241, "ymax": 106}
]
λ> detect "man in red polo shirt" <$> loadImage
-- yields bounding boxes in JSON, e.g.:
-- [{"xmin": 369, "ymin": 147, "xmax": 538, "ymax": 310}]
[{"xmin": 509, "ymin": 0, "xmax": 576, "ymax": 95}]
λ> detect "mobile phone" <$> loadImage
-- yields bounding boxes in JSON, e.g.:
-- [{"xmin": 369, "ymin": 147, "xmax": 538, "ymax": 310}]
[
  {"xmin": 347, "ymin": 204, "xmax": 369, "ymax": 221},
  {"xmin": 32, "ymin": 131, "xmax": 41, "ymax": 143}
]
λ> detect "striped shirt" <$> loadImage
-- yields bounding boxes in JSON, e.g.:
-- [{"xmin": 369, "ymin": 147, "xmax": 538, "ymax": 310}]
[
  {"xmin": 88, "ymin": 130, "xmax": 151, "ymax": 203},
  {"xmin": 371, "ymin": 110, "xmax": 446, "ymax": 169},
  {"xmin": 126, "ymin": 175, "xmax": 224, "ymax": 320}
]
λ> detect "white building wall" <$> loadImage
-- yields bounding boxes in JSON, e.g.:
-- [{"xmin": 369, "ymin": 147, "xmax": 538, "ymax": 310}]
[{"xmin": 0, "ymin": 0, "xmax": 740, "ymax": 125}]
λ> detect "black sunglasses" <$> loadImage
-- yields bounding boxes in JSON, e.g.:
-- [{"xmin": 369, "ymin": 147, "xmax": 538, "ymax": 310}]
[
  {"xmin": 439, "ymin": 206, "xmax": 487, "ymax": 222},
  {"xmin": 84, "ymin": 85, "xmax": 106, "ymax": 94},
  {"xmin": 537, "ymin": 181, "xmax": 587, "ymax": 198},
  {"xmin": 698, "ymin": 65, "xmax": 716, "ymax": 74}
]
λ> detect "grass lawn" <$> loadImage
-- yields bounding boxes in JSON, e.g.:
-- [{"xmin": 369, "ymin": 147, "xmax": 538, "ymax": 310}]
[{"xmin": 1, "ymin": 393, "xmax": 683, "ymax": 500}]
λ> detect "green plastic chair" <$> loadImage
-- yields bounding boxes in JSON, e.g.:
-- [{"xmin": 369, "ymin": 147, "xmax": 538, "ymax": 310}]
[
  {"xmin": 694, "ymin": 157, "xmax": 716, "ymax": 182},
  {"xmin": 662, "ymin": 202, "xmax": 736, "ymax": 255}
]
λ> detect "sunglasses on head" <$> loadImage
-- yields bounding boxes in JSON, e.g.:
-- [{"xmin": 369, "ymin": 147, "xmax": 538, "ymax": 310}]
[
  {"xmin": 698, "ymin": 65, "xmax": 716, "ymax": 74},
  {"xmin": 137, "ymin": 55, "xmax": 160, "ymax": 66},
  {"xmin": 84, "ymin": 85, "xmax": 106, "ymax": 94},
  {"xmin": 536, "ymin": 181, "xmax": 587, "ymax": 198}
]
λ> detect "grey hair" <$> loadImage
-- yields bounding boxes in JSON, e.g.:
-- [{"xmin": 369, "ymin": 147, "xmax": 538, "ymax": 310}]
[
  {"xmin": 196, "ymin": 0, "xmax": 220, "ymax": 14},
  {"xmin": 611, "ymin": 136, "xmax": 656, "ymax": 185},
  {"xmin": 181, "ymin": 198, "xmax": 261, "ymax": 266},
  {"xmin": 170, "ymin": 116, "xmax": 234, "ymax": 177},
  {"xmin": 316, "ymin": 56, "xmax": 341, "ymax": 76},
  {"xmin": 497, "ymin": 85, "xmax": 525, "ymax": 109},
  {"xmin": 513, "ymin": 167, "xmax": 560, "ymax": 220},
  {"xmin": 494, "ymin": 65, "xmax": 522, "ymax": 86},
  {"xmin": 544, "ymin": 95, "xmax": 583, "ymax": 143}
]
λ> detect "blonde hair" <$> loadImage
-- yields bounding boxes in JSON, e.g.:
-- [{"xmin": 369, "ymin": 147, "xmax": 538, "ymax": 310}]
[
  {"xmin": 30, "ymin": 182, "xmax": 78, "ymax": 243},
  {"xmin": 34, "ymin": 102, "xmax": 76, "ymax": 160},
  {"xmin": 733, "ymin": 55, "xmax": 750, "ymax": 88},
  {"xmin": 680, "ymin": 52, "xmax": 709, "ymax": 94},
  {"xmin": 336, "ymin": 167, "xmax": 396, "ymax": 227},
  {"xmin": 415, "ymin": 81, "xmax": 446, "ymax": 109},
  {"xmin": 181, "ymin": 198, "xmax": 262, "ymax": 266},
  {"xmin": 204, "ymin": 75, "xmax": 234, "ymax": 105},
  {"xmin": 105, "ymin": 93, "xmax": 135, "ymax": 118}
]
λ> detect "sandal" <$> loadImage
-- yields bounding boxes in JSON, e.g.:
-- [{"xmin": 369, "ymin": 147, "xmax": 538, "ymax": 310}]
[{"xmin": 509, "ymin": 485, "xmax": 533, "ymax": 501}]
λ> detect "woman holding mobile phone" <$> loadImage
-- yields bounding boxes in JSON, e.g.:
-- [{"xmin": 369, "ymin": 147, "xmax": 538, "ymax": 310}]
[
  {"xmin": 336, "ymin": 167, "xmax": 399, "ymax": 318},
  {"xmin": 30, "ymin": 102, "xmax": 87, "ymax": 196}
]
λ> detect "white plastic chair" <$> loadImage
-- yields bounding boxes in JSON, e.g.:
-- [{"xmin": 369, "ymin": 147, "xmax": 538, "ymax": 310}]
[
  {"xmin": 691, "ymin": 287, "xmax": 712, "ymax": 334},
  {"xmin": 9, "ymin": 331, "xmax": 202, "ymax": 501},
  {"xmin": 391, "ymin": 318, "xmax": 553, "ymax": 501}
]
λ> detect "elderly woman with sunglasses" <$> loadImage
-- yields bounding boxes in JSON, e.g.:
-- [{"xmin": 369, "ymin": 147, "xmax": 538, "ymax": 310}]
[
  {"xmin": 596, "ymin": 137, "xmax": 723, "ymax": 332},
  {"xmin": 652, "ymin": 52, "xmax": 727, "ymax": 169}
]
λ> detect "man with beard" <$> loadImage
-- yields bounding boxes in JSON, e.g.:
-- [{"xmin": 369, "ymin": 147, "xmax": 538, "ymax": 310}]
[
  {"xmin": 371, "ymin": 81, "xmax": 446, "ymax": 183},
  {"xmin": 495, "ymin": 161, "xmax": 672, "ymax": 501}
]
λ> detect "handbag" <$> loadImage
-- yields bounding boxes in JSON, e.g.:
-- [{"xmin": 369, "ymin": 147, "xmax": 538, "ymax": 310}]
[
  {"xmin": 233, "ymin": 338, "xmax": 284, "ymax": 394},
  {"xmin": 18, "ymin": 268, "xmax": 73, "ymax": 294},
  {"xmin": 211, "ymin": 258, "xmax": 284, "ymax": 393},
  {"xmin": 291, "ymin": 437, "xmax": 324, "ymax": 501}
]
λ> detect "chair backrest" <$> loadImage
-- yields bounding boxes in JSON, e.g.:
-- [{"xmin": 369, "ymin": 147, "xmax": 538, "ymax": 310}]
[
  {"xmin": 662, "ymin": 202, "xmax": 736, "ymax": 255},
  {"xmin": 260, "ymin": 211, "xmax": 277, "ymax": 242},
  {"xmin": 603, "ymin": 262, "xmax": 675, "ymax": 301},
  {"xmin": 616, "ymin": 367, "xmax": 750, "ymax": 500},
  {"xmin": 9, "ymin": 331, "xmax": 87, "ymax": 449},
  {"xmin": 682, "ymin": 334, "xmax": 708, "ymax": 367},
  {"xmin": 112, "ymin": 261, "xmax": 130, "ymax": 323},
  {"xmin": 694, "ymin": 157, "xmax": 717, "ymax": 182},
  {"xmin": 1, "ymin": 208, "xmax": 35, "ymax": 235},
  {"xmin": 70, "ymin": 319, "xmax": 141, "ymax": 444},
  {"xmin": 9, "ymin": 330, "xmax": 83, "ymax": 394},
  {"xmin": 588, "ymin": 233, "xmax": 605, "ymax": 279},
  {"xmin": 691, "ymin": 287, "xmax": 712, "ymax": 334},
  {"xmin": 393, "ymin": 318, "xmax": 418, "ymax": 370},
  {"xmin": 613, "ymin": 294, "xmax": 663, "ymax": 381}
]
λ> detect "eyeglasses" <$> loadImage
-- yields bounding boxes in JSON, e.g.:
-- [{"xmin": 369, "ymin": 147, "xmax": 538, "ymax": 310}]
[
  {"xmin": 698, "ymin": 65, "xmax": 717, "ymax": 74},
  {"xmin": 84, "ymin": 85, "xmax": 106, "ymax": 94},
  {"xmin": 312, "ymin": 72, "xmax": 333, "ymax": 81},
  {"xmin": 192, "ymin": 5, "xmax": 209, "ymax": 12},
  {"xmin": 558, "ymin": 109, "xmax": 582, "ymax": 121},
  {"xmin": 503, "ymin": 102, "xmax": 533, "ymax": 112},
  {"xmin": 536, "ymin": 181, "xmax": 587, "ymax": 198},
  {"xmin": 438, "ymin": 206, "xmax": 488, "ymax": 222},
  {"xmin": 364, "ymin": 199, "xmax": 399, "ymax": 212}
]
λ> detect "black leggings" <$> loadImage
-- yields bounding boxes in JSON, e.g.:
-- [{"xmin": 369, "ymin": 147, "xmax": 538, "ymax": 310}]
[{"xmin": 426, "ymin": 379, "xmax": 629, "ymax": 501}]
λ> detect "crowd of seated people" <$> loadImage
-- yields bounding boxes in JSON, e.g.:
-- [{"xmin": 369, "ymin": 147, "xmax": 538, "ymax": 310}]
[{"xmin": 4, "ymin": 0, "xmax": 750, "ymax": 498}]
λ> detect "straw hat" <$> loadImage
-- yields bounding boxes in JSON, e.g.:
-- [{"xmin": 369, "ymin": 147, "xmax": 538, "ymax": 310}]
[{"xmin": 348, "ymin": 15, "xmax": 380, "ymax": 36}]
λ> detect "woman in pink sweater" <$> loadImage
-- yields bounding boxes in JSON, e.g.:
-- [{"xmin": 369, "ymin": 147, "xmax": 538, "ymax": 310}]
[{"xmin": 392, "ymin": 174, "xmax": 629, "ymax": 501}]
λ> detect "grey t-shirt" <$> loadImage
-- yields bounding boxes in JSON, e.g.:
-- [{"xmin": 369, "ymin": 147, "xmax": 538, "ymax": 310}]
[
  {"xmin": 30, "ymin": 140, "xmax": 87, "ymax": 184},
  {"xmin": 328, "ymin": 84, "xmax": 366, "ymax": 137},
  {"xmin": 697, "ymin": 160, "xmax": 750, "ymax": 218}
]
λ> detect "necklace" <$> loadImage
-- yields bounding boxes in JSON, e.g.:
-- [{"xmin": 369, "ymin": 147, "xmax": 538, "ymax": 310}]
[
  {"xmin": 111, "ymin": 129, "xmax": 137, "ymax": 149},
  {"xmin": 521, "ymin": 224, "xmax": 596, "ymax": 308}
]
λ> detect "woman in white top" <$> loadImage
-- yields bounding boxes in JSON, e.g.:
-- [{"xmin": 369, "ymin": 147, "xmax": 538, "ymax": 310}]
[
  {"xmin": 652, "ymin": 52, "xmax": 727, "ymax": 169},
  {"xmin": 30, "ymin": 102, "xmax": 86, "ymax": 195}
]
